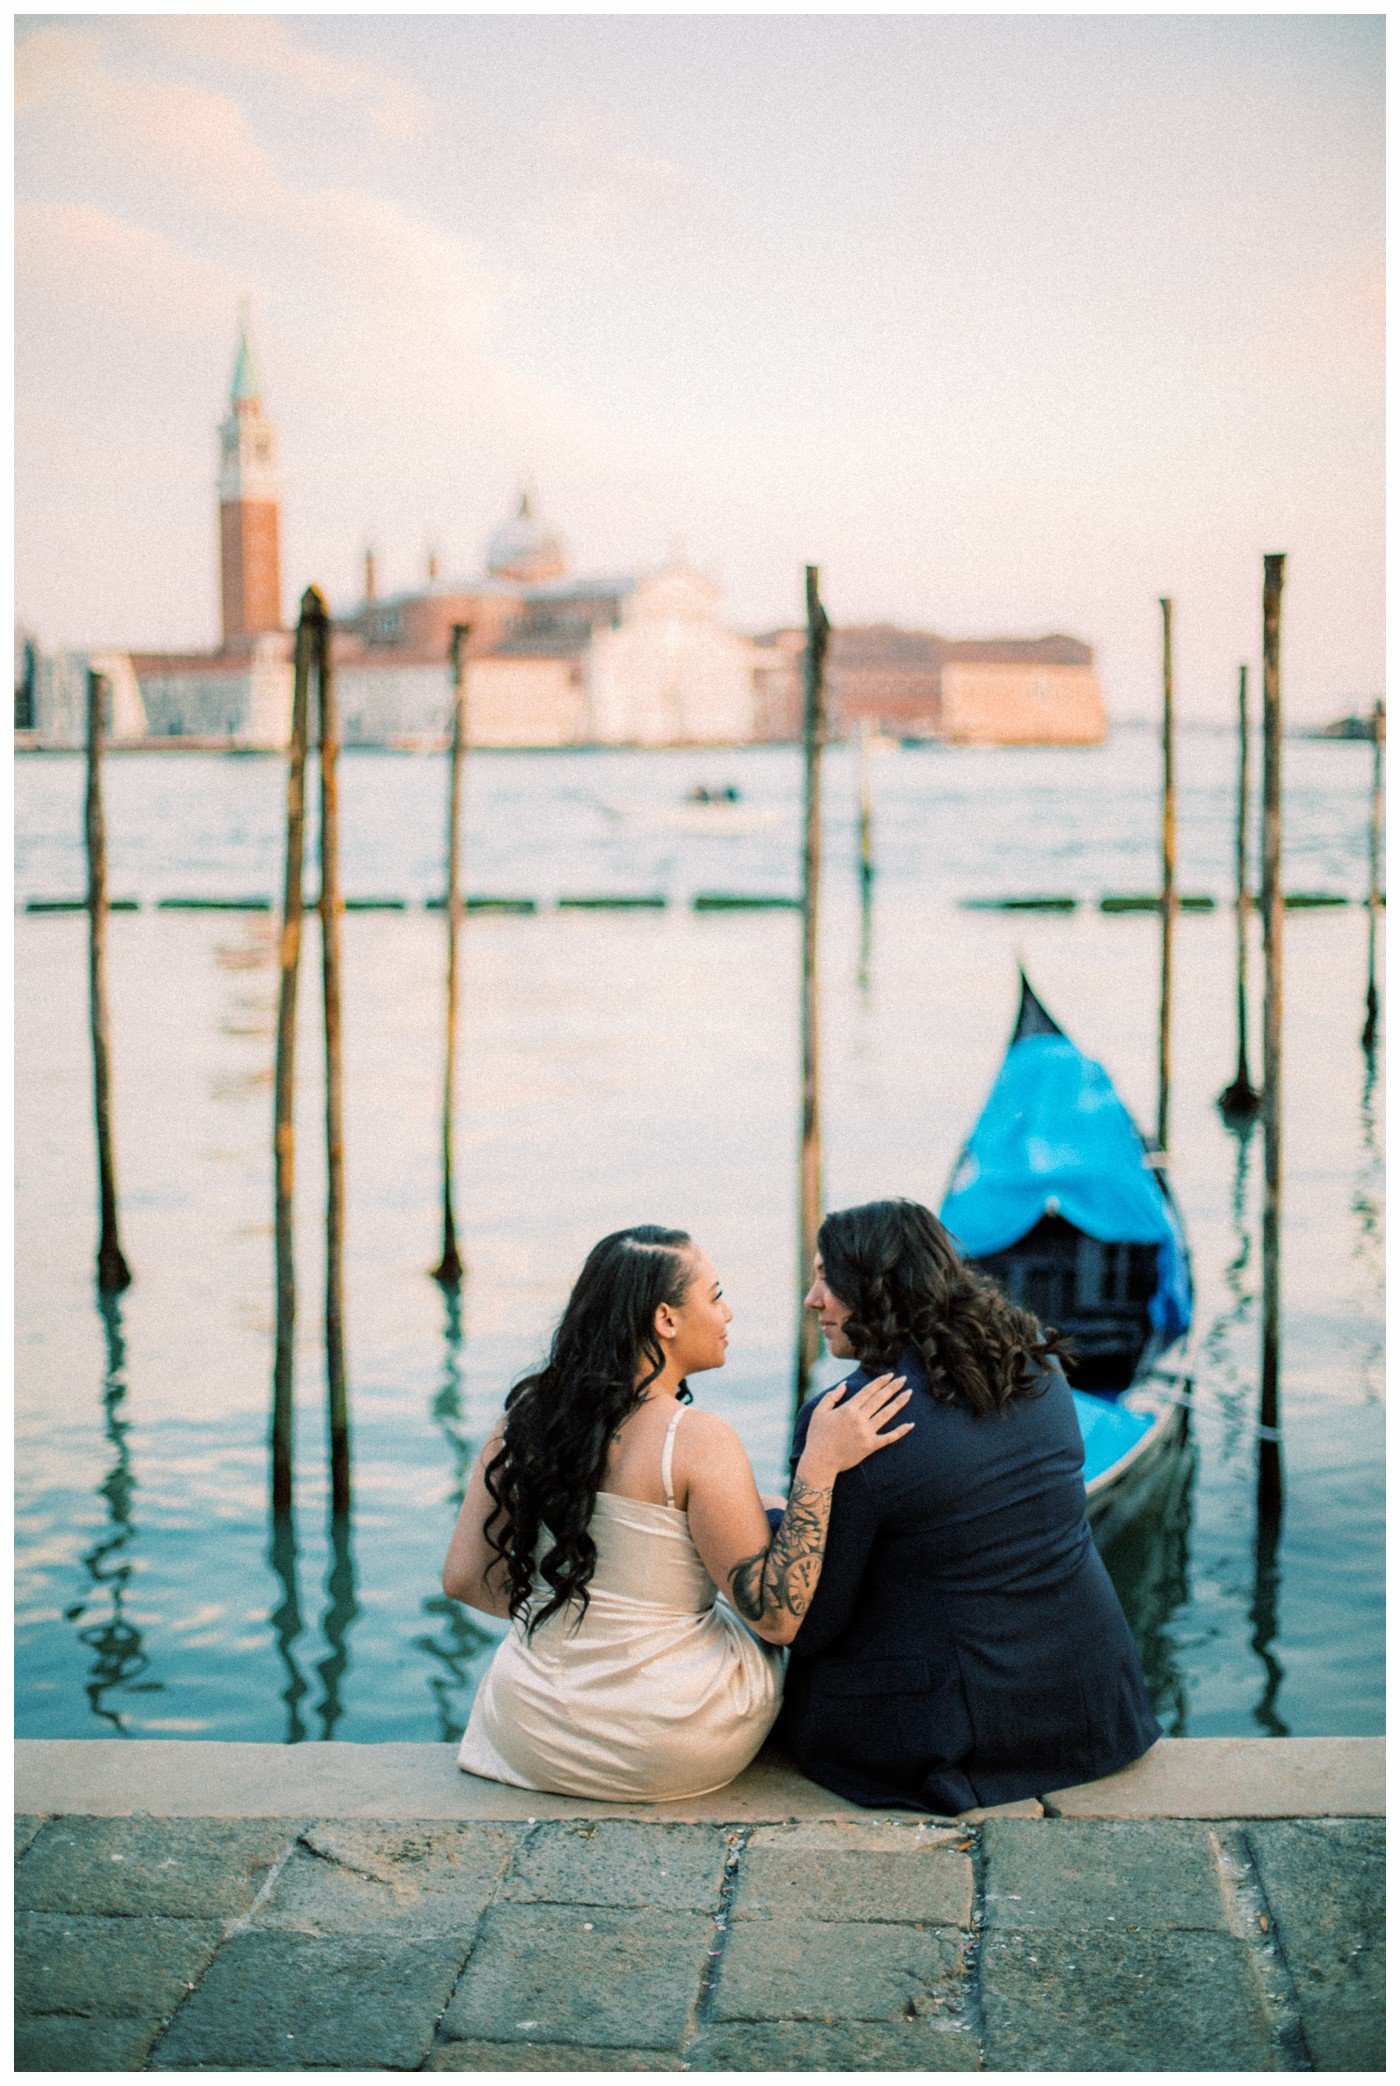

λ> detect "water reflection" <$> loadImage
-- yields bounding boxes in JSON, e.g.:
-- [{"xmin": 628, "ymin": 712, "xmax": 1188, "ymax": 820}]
[
  {"xmin": 413, "ymin": 1282, "xmax": 496, "ymax": 1742},
  {"xmin": 431, "ymin": 1283, "xmax": 476, "ymax": 1504},
  {"xmin": 315, "ymin": 1518, "xmax": 360, "ymax": 1739},
  {"xmin": 265, "ymin": 1510, "xmax": 362, "ymax": 1742},
  {"xmin": 267, "ymin": 1514, "xmax": 310, "ymax": 1744},
  {"xmin": 857, "ymin": 875, "xmax": 874, "ymax": 996},
  {"xmin": 1249, "ymin": 1493, "xmax": 1288, "ymax": 1737},
  {"xmin": 1203, "ymin": 1121, "xmax": 1257, "ymax": 1460},
  {"xmin": 1101, "ymin": 1436, "xmax": 1196, "ymax": 1735},
  {"xmin": 1352, "ymin": 1043, "xmax": 1383, "ymax": 1304},
  {"xmin": 62, "ymin": 1291, "xmax": 159, "ymax": 1730}
]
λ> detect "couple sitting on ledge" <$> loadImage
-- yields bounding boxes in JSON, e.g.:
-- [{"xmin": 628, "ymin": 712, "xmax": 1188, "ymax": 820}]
[{"xmin": 442, "ymin": 1200, "xmax": 1160, "ymax": 1815}]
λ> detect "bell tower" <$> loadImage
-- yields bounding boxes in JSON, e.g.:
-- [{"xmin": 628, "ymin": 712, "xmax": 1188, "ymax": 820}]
[{"xmin": 217, "ymin": 306, "xmax": 282, "ymax": 648}]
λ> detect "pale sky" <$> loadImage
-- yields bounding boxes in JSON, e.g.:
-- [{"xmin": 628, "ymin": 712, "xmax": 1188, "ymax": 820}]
[{"xmin": 14, "ymin": 12, "xmax": 1384, "ymax": 720}]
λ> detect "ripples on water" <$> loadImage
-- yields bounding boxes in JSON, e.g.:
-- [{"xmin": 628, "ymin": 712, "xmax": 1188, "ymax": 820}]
[{"xmin": 15, "ymin": 729, "xmax": 1384, "ymax": 1742}]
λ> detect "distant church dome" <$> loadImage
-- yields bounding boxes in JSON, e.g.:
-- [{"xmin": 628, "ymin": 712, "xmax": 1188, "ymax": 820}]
[{"xmin": 486, "ymin": 488, "xmax": 567, "ymax": 585}]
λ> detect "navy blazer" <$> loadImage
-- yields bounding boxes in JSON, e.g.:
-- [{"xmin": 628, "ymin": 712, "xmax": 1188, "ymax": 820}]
[{"xmin": 778, "ymin": 1350, "xmax": 1162, "ymax": 1813}]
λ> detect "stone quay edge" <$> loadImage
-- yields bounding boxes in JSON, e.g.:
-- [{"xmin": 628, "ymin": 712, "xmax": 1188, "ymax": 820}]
[
  {"xmin": 15, "ymin": 1733, "xmax": 1384, "ymax": 1823},
  {"xmin": 15, "ymin": 1739, "xmax": 1384, "ymax": 2074}
]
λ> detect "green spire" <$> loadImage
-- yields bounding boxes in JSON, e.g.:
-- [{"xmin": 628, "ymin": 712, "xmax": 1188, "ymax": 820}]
[{"xmin": 230, "ymin": 304, "xmax": 261, "ymax": 405}]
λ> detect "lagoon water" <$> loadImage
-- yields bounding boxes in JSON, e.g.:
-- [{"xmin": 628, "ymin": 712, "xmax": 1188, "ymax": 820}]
[{"xmin": 15, "ymin": 728, "xmax": 1383, "ymax": 1744}]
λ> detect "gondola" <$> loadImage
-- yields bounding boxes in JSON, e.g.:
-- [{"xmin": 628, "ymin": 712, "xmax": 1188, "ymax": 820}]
[{"xmin": 940, "ymin": 973, "xmax": 1194, "ymax": 1542}]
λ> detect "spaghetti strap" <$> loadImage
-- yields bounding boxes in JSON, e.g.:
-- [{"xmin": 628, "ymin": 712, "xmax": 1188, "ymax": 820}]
[{"xmin": 661, "ymin": 1407, "xmax": 685, "ymax": 1511}]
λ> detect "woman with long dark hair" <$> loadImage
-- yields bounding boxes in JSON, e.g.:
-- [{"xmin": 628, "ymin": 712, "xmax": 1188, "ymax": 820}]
[
  {"xmin": 779, "ymin": 1198, "xmax": 1161, "ymax": 1812},
  {"xmin": 443, "ymin": 1225, "xmax": 910, "ymax": 1801}
]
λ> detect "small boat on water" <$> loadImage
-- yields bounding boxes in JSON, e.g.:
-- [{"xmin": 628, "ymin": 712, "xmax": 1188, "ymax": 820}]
[
  {"xmin": 600, "ymin": 786, "xmax": 781, "ymax": 836},
  {"xmin": 940, "ymin": 973, "xmax": 1194, "ymax": 1541}
]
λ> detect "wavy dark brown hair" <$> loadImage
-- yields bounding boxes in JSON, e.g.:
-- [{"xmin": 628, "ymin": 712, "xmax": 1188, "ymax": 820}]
[
  {"xmin": 483, "ymin": 1226, "xmax": 695, "ymax": 1636},
  {"xmin": 817, "ymin": 1198, "xmax": 1068, "ymax": 1416}
]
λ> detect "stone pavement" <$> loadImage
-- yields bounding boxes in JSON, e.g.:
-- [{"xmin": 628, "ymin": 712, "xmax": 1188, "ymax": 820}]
[{"xmin": 14, "ymin": 1809, "xmax": 1383, "ymax": 2069}]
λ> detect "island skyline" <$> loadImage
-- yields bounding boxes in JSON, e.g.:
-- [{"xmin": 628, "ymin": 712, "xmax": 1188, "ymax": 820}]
[{"xmin": 16, "ymin": 14, "xmax": 1383, "ymax": 722}]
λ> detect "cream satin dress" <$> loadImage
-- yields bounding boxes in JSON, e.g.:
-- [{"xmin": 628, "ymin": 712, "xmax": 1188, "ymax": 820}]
[{"xmin": 458, "ymin": 1409, "xmax": 783, "ymax": 1801}]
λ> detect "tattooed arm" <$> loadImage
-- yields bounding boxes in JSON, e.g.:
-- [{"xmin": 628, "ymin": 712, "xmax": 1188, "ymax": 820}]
[
  {"xmin": 680, "ymin": 1376, "xmax": 911, "ymax": 1647},
  {"xmin": 725, "ymin": 1471, "xmax": 839, "ymax": 1638}
]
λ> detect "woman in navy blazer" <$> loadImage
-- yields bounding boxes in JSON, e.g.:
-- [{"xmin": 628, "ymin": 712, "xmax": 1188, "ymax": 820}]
[{"xmin": 777, "ymin": 1198, "xmax": 1161, "ymax": 1814}]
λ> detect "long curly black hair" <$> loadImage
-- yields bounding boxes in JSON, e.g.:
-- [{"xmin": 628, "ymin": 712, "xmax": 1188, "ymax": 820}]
[
  {"xmin": 817, "ymin": 1198, "xmax": 1068, "ymax": 1417},
  {"xmin": 483, "ymin": 1226, "xmax": 696, "ymax": 1636}
]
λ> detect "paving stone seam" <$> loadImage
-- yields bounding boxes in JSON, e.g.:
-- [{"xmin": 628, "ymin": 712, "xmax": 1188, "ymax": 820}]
[
  {"xmin": 14, "ymin": 1815, "xmax": 53, "ymax": 1867},
  {"xmin": 1212, "ymin": 1822, "xmax": 1314, "ymax": 2071},
  {"xmin": 423, "ymin": 1817, "xmax": 552, "ymax": 2065},
  {"xmin": 678, "ymin": 1824, "xmax": 752, "ymax": 2066},
  {"xmin": 295, "ymin": 1820, "xmax": 401, "ymax": 1887},
  {"xmin": 138, "ymin": 1821, "xmax": 306, "ymax": 2070},
  {"xmin": 415, "ymin": 1930, "xmax": 492, "ymax": 2070},
  {"xmin": 955, "ymin": 1821, "xmax": 990, "ymax": 2063},
  {"xmin": 217, "ymin": 1820, "xmax": 308, "ymax": 1936}
]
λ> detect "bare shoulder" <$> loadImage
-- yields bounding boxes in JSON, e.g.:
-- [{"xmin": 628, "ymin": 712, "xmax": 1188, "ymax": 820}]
[{"xmin": 675, "ymin": 1407, "xmax": 750, "ymax": 1469}]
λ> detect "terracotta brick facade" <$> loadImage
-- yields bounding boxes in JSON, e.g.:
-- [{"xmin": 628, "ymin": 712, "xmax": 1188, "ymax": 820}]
[
  {"xmin": 750, "ymin": 625, "xmax": 1106, "ymax": 744},
  {"xmin": 219, "ymin": 500, "xmax": 282, "ymax": 646},
  {"xmin": 342, "ymin": 589, "xmax": 520, "ymax": 661},
  {"xmin": 939, "ymin": 661, "xmax": 1105, "ymax": 744}
]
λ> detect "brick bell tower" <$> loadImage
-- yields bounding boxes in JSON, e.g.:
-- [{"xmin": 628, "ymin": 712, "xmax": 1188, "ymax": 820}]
[{"xmin": 217, "ymin": 306, "xmax": 283, "ymax": 649}]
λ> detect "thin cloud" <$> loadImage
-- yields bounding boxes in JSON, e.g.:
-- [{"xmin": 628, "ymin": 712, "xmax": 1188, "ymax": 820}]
[
  {"xmin": 15, "ymin": 20, "xmax": 104, "ymax": 111},
  {"xmin": 14, "ymin": 29, "xmax": 650, "ymax": 637},
  {"xmin": 16, "ymin": 203, "xmax": 243, "ymax": 334},
  {"xmin": 523, "ymin": 113, "xmax": 707, "ymax": 269},
  {"xmin": 137, "ymin": 16, "xmax": 434, "ymax": 143}
]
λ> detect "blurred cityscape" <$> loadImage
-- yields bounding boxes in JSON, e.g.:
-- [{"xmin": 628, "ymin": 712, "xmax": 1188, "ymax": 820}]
[{"xmin": 15, "ymin": 312, "xmax": 1108, "ymax": 755}]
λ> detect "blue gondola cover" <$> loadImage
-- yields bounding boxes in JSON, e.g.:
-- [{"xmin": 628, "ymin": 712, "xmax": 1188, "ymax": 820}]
[
  {"xmin": 941, "ymin": 1026, "xmax": 1192, "ymax": 1345},
  {"xmin": 1072, "ymin": 1388, "xmax": 1153, "ymax": 1487}
]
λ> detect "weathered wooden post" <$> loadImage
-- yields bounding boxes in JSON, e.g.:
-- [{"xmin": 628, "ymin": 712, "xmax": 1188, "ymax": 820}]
[
  {"xmin": 271, "ymin": 594, "xmax": 315, "ymax": 1515},
  {"xmin": 1362, "ymin": 698, "xmax": 1385, "ymax": 1052},
  {"xmin": 312, "ymin": 589, "xmax": 351, "ymax": 1517},
  {"xmin": 856, "ymin": 718, "xmax": 874, "ymax": 894},
  {"xmin": 856, "ymin": 718, "xmax": 874, "ymax": 991},
  {"xmin": 432, "ymin": 623, "xmax": 472, "ymax": 1288},
  {"xmin": 795, "ymin": 566, "xmax": 830, "ymax": 1408},
  {"xmin": 1157, "ymin": 597, "xmax": 1177, "ymax": 1155},
  {"xmin": 1258, "ymin": 554, "xmax": 1286, "ymax": 1516},
  {"xmin": 85, "ymin": 669, "xmax": 132, "ymax": 1294},
  {"xmin": 1219, "ymin": 664, "xmax": 1260, "ymax": 1119}
]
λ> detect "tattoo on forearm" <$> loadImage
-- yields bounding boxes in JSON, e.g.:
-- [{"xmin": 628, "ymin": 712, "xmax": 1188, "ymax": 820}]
[{"xmin": 728, "ymin": 1475, "xmax": 834, "ymax": 1626}]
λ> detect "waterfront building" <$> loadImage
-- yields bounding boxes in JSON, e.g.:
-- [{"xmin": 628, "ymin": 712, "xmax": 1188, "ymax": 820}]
[
  {"xmin": 124, "ymin": 310, "xmax": 295, "ymax": 746},
  {"xmin": 751, "ymin": 625, "xmax": 1107, "ymax": 744},
  {"xmin": 26, "ymin": 649, "xmax": 148, "ymax": 743},
  {"xmin": 217, "ymin": 311, "xmax": 283, "ymax": 647},
  {"xmin": 15, "ymin": 306, "xmax": 1106, "ymax": 752},
  {"xmin": 25, "ymin": 318, "xmax": 298, "ymax": 747},
  {"xmin": 587, "ymin": 562, "xmax": 756, "ymax": 745},
  {"xmin": 14, "ymin": 625, "xmax": 38, "ymax": 731},
  {"xmin": 336, "ymin": 521, "xmax": 757, "ymax": 748}
]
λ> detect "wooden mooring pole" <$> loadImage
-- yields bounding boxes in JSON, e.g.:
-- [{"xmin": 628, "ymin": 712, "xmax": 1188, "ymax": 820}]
[
  {"xmin": 1156, "ymin": 597, "xmax": 1177, "ymax": 1155},
  {"xmin": 85, "ymin": 670, "xmax": 132, "ymax": 1294},
  {"xmin": 795, "ymin": 566, "xmax": 830, "ymax": 1408},
  {"xmin": 313, "ymin": 590, "xmax": 351, "ymax": 1518},
  {"xmin": 856, "ymin": 719, "xmax": 874, "ymax": 990},
  {"xmin": 1362, "ymin": 698, "xmax": 1384, "ymax": 1052},
  {"xmin": 1258, "ymin": 554, "xmax": 1286, "ymax": 1517},
  {"xmin": 432, "ymin": 623, "xmax": 472, "ymax": 1288},
  {"xmin": 856, "ymin": 719, "xmax": 874, "ymax": 894},
  {"xmin": 1219, "ymin": 663, "xmax": 1260, "ymax": 1120},
  {"xmin": 271, "ymin": 595, "xmax": 315, "ymax": 1516}
]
